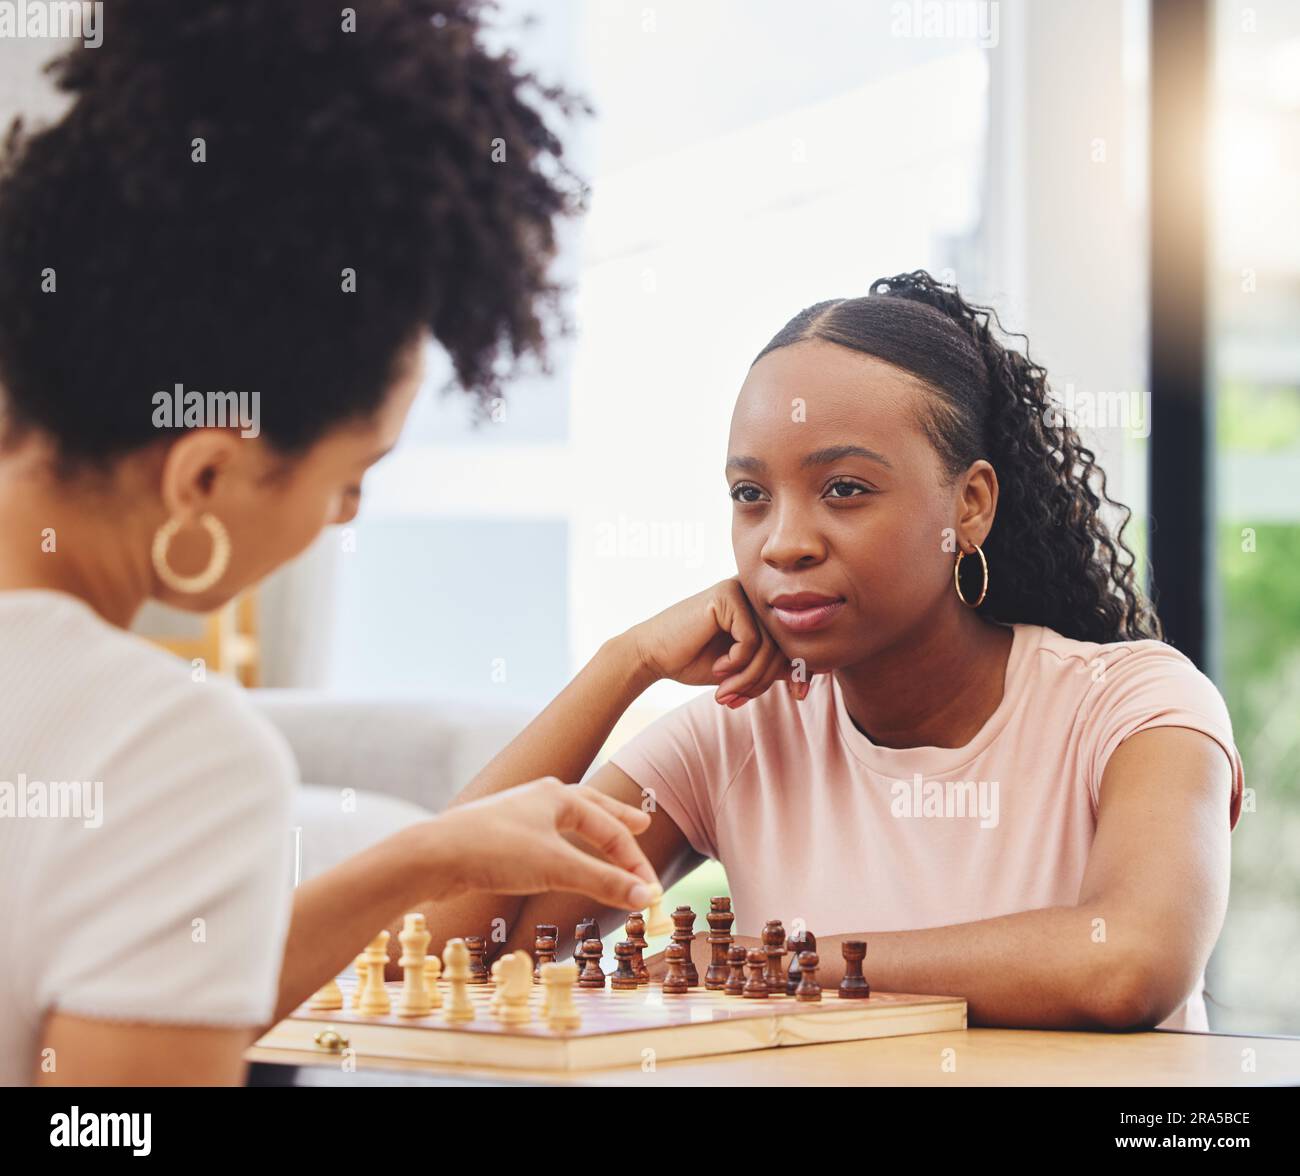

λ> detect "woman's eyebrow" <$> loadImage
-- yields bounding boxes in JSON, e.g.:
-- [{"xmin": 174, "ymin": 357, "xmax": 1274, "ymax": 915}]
[
  {"xmin": 801, "ymin": 444, "xmax": 893, "ymax": 470},
  {"xmin": 725, "ymin": 454, "xmax": 765, "ymax": 473}
]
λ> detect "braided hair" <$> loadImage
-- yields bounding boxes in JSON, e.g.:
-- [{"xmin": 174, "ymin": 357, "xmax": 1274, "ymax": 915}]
[{"xmin": 753, "ymin": 269, "xmax": 1161, "ymax": 644}]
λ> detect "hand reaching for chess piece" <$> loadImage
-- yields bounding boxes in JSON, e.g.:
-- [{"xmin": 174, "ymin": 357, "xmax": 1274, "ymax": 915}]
[{"xmin": 419, "ymin": 778, "xmax": 660, "ymax": 910}]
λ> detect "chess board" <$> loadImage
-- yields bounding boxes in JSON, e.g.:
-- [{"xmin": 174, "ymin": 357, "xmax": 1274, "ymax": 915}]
[{"xmin": 256, "ymin": 977, "xmax": 967, "ymax": 1072}]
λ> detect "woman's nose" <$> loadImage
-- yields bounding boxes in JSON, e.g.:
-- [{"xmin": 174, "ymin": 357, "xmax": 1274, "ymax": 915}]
[{"xmin": 761, "ymin": 507, "xmax": 826, "ymax": 568}]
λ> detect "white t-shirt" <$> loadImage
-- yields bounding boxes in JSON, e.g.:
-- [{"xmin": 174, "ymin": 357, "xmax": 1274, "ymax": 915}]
[{"xmin": 0, "ymin": 590, "xmax": 296, "ymax": 1085}]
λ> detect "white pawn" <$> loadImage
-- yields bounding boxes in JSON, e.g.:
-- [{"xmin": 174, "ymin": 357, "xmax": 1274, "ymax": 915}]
[
  {"xmin": 350, "ymin": 949, "xmax": 370, "ymax": 1009},
  {"xmin": 442, "ymin": 938, "xmax": 475, "ymax": 1023},
  {"xmin": 397, "ymin": 913, "xmax": 432, "ymax": 1017},
  {"xmin": 541, "ymin": 960, "xmax": 581, "ymax": 1030},
  {"xmin": 359, "ymin": 930, "xmax": 391, "ymax": 1016},
  {"xmin": 308, "ymin": 976, "xmax": 343, "ymax": 1011},
  {"xmin": 497, "ymin": 951, "xmax": 533, "ymax": 1025},
  {"xmin": 423, "ymin": 955, "xmax": 443, "ymax": 1008},
  {"xmin": 489, "ymin": 957, "xmax": 504, "ymax": 1016}
]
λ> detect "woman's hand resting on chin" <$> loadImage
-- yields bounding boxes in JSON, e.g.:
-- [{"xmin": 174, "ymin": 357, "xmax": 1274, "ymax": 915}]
[{"xmin": 626, "ymin": 578, "xmax": 808, "ymax": 707}]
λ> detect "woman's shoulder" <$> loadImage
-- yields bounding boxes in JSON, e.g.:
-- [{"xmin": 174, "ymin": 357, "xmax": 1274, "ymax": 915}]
[
  {"xmin": 1026, "ymin": 623, "xmax": 1228, "ymax": 712},
  {"xmin": 1026, "ymin": 622, "xmax": 1243, "ymax": 818}
]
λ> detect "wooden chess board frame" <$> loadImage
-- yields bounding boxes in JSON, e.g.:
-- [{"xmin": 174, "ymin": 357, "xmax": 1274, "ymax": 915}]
[{"xmin": 257, "ymin": 978, "xmax": 967, "ymax": 1071}]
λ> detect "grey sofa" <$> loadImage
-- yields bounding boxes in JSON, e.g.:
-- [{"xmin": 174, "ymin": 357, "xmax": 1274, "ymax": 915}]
[{"xmin": 249, "ymin": 690, "xmax": 533, "ymax": 881}]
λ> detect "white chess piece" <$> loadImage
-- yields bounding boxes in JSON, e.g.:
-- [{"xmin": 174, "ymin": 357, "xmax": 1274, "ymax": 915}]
[
  {"xmin": 359, "ymin": 930, "xmax": 391, "ymax": 1016},
  {"xmin": 308, "ymin": 977, "xmax": 343, "ymax": 1011},
  {"xmin": 442, "ymin": 938, "xmax": 475, "ymax": 1023},
  {"xmin": 397, "ymin": 913, "xmax": 432, "ymax": 1017},
  {"xmin": 350, "ymin": 949, "xmax": 370, "ymax": 1009},
  {"xmin": 423, "ymin": 955, "xmax": 443, "ymax": 1008},
  {"xmin": 541, "ymin": 960, "xmax": 581, "ymax": 1030},
  {"xmin": 498, "ymin": 951, "xmax": 534, "ymax": 1025},
  {"xmin": 643, "ymin": 881, "xmax": 671, "ymax": 937}
]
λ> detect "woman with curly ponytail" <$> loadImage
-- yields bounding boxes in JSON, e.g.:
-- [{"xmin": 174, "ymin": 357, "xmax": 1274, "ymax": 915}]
[{"xmin": 426, "ymin": 270, "xmax": 1246, "ymax": 1037}]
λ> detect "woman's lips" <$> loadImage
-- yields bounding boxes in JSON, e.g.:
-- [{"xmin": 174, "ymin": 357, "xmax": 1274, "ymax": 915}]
[{"xmin": 768, "ymin": 594, "xmax": 846, "ymax": 633}]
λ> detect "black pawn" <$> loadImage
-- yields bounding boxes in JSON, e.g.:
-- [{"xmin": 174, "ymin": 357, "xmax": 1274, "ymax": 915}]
[
  {"xmin": 724, "ymin": 945, "xmax": 747, "ymax": 996},
  {"xmin": 743, "ymin": 947, "xmax": 769, "ymax": 999},
  {"xmin": 612, "ymin": 941, "xmax": 639, "ymax": 990},
  {"xmin": 795, "ymin": 951, "xmax": 822, "ymax": 1002},
  {"xmin": 786, "ymin": 930, "xmax": 817, "ymax": 995},
  {"xmin": 465, "ymin": 935, "xmax": 490, "ymax": 984},
  {"xmin": 762, "ymin": 920, "xmax": 785, "ymax": 994},
  {"xmin": 578, "ymin": 938, "xmax": 606, "ymax": 989},
  {"xmin": 663, "ymin": 942, "xmax": 690, "ymax": 994},
  {"xmin": 533, "ymin": 935, "xmax": 557, "ymax": 984}
]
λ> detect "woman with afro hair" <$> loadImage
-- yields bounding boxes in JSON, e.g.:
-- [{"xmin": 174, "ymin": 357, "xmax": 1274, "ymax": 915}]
[
  {"xmin": 0, "ymin": 1, "xmax": 658, "ymax": 1085},
  {"xmin": 422, "ymin": 270, "xmax": 1246, "ymax": 1036}
]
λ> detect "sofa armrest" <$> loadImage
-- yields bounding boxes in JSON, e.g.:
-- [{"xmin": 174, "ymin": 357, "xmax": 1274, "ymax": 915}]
[{"xmin": 248, "ymin": 690, "xmax": 532, "ymax": 814}]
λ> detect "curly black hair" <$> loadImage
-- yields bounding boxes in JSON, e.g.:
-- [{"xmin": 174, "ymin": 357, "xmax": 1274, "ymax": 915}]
[
  {"xmin": 0, "ymin": 0, "xmax": 585, "ymax": 462},
  {"xmin": 754, "ymin": 270, "xmax": 1162, "ymax": 644}
]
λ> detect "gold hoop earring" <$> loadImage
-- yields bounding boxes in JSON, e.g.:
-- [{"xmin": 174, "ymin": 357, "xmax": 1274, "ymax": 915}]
[
  {"xmin": 954, "ymin": 542, "xmax": 988, "ymax": 608},
  {"xmin": 151, "ymin": 513, "xmax": 231, "ymax": 595}
]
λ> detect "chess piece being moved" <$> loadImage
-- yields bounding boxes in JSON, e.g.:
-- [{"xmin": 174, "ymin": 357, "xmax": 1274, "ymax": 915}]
[
  {"xmin": 541, "ymin": 961, "xmax": 581, "ymax": 1030},
  {"xmin": 838, "ymin": 940, "xmax": 871, "ymax": 999},
  {"xmin": 442, "ymin": 938, "xmax": 475, "ymax": 1023},
  {"xmin": 795, "ymin": 951, "xmax": 822, "ymax": 1002},
  {"xmin": 396, "ymin": 913, "xmax": 433, "ymax": 1017},
  {"xmin": 359, "ymin": 930, "xmax": 392, "ymax": 1015},
  {"xmin": 643, "ymin": 882, "xmax": 672, "ymax": 937},
  {"xmin": 705, "ymin": 897, "xmax": 734, "ymax": 990}
]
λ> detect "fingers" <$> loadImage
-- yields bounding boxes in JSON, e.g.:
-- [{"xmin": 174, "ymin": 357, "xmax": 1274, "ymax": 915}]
[
  {"xmin": 716, "ymin": 625, "xmax": 784, "ymax": 703},
  {"xmin": 545, "ymin": 840, "xmax": 656, "ymax": 911},
  {"xmin": 711, "ymin": 592, "xmax": 762, "ymax": 681},
  {"xmin": 712, "ymin": 588, "xmax": 773, "ymax": 701},
  {"xmin": 711, "ymin": 583, "xmax": 811, "ymax": 706},
  {"xmin": 556, "ymin": 788, "xmax": 659, "ymax": 889},
  {"xmin": 578, "ymin": 785, "xmax": 653, "ymax": 836}
]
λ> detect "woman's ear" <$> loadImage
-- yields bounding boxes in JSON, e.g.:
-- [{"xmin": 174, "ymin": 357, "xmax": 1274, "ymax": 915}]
[
  {"xmin": 956, "ymin": 459, "xmax": 999, "ymax": 547},
  {"xmin": 156, "ymin": 429, "xmax": 243, "ymax": 521}
]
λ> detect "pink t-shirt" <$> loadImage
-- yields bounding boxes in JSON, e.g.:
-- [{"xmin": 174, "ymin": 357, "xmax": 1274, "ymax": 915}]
[{"xmin": 610, "ymin": 622, "xmax": 1245, "ymax": 1032}]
